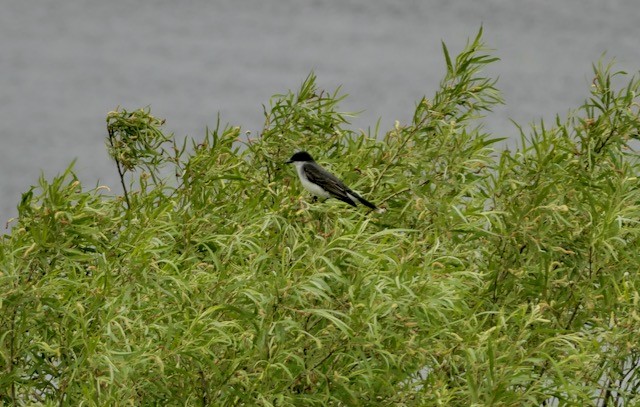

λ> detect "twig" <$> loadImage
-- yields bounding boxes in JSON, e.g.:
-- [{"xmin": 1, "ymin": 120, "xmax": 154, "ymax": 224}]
[{"xmin": 107, "ymin": 126, "xmax": 131, "ymax": 210}]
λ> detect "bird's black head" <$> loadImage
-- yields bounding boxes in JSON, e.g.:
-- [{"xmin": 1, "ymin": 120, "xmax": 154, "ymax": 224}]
[{"xmin": 286, "ymin": 151, "xmax": 315, "ymax": 164}]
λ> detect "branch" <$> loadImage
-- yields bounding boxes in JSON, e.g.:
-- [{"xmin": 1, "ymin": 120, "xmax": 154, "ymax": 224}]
[{"xmin": 107, "ymin": 126, "xmax": 131, "ymax": 210}]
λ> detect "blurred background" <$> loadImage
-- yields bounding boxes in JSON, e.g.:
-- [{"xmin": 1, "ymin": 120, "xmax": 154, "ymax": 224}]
[{"xmin": 1, "ymin": 0, "xmax": 639, "ymax": 224}]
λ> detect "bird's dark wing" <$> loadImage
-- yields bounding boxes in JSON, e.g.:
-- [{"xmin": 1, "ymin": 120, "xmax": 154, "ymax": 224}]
[{"xmin": 303, "ymin": 163, "xmax": 357, "ymax": 206}]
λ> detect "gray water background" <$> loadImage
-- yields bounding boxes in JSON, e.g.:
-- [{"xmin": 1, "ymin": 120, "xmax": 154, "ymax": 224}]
[{"xmin": 2, "ymin": 0, "xmax": 640, "ymax": 224}]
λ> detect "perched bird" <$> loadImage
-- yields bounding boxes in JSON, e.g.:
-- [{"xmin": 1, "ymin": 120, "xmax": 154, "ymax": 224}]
[{"xmin": 286, "ymin": 151, "xmax": 378, "ymax": 210}]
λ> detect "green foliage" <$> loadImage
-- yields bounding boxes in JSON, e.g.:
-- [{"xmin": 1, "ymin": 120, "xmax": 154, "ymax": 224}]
[
  {"xmin": 2, "ymin": 29, "xmax": 640, "ymax": 405},
  {"xmin": 106, "ymin": 107, "xmax": 176, "ymax": 209},
  {"xmin": 106, "ymin": 108, "xmax": 172, "ymax": 174}
]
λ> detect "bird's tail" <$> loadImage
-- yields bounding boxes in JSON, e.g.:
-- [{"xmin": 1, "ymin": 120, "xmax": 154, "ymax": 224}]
[{"xmin": 349, "ymin": 191, "xmax": 377, "ymax": 210}]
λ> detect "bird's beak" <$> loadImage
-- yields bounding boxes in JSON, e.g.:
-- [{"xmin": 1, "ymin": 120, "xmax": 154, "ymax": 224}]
[{"xmin": 285, "ymin": 159, "xmax": 293, "ymax": 164}]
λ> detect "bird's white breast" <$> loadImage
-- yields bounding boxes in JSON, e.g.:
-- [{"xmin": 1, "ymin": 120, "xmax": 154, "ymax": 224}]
[{"xmin": 293, "ymin": 162, "xmax": 331, "ymax": 199}]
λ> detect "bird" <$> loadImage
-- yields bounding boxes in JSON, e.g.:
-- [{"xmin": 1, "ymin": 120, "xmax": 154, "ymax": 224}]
[{"xmin": 286, "ymin": 151, "xmax": 378, "ymax": 210}]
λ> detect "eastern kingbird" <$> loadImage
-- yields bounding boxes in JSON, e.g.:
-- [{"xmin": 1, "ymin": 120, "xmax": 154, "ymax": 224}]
[{"xmin": 286, "ymin": 151, "xmax": 378, "ymax": 210}]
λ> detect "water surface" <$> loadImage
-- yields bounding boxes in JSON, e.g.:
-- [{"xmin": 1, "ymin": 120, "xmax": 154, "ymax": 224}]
[{"xmin": 1, "ymin": 0, "xmax": 639, "ymax": 221}]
